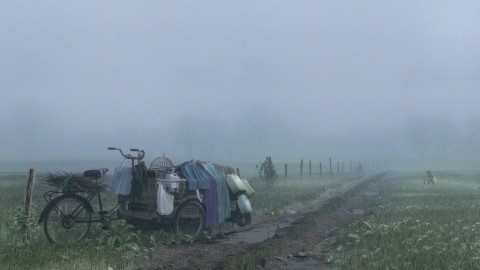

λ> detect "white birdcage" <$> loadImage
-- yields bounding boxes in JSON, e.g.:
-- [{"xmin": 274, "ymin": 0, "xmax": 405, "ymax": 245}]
[{"xmin": 149, "ymin": 154, "xmax": 174, "ymax": 179}]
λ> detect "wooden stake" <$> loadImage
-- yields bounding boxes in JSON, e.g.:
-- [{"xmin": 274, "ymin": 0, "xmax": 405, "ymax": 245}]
[
  {"xmin": 23, "ymin": 168, "xmax": 35, "ymax": 240},
  {"xmin": 300, "ymin": 159, "xmax": 303, "ymax": 177},
  {"xmin": 329, "ymin": 158, "xmax": 333, "ymax": 175},
  {"xmin": 24, "ymin": 168, "xmax": 36, "ymax": 218},
  {"xmin": 309, "ymin": 160, "xmax": 312, "ymax": 178}
]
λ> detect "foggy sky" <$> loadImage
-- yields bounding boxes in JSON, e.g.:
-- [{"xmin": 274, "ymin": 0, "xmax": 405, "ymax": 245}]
[{"xmin": 1, "ymin": 1, "xmax": 479, "ymax": 167}]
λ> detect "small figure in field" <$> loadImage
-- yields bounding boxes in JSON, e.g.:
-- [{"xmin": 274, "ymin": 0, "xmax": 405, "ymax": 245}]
[{"xmin": 424, "ymin": 170, "xmax": 437, "ymax": 185}]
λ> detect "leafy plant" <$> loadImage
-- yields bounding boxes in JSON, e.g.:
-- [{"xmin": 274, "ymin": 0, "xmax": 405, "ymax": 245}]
[{"xmin": 8, "ymin": 205, "xmax": 40, "ymax": 243}]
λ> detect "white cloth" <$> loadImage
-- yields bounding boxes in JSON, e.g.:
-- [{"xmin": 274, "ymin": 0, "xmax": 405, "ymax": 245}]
[{"xmin": 110, "ymin": 159, "xmax": 133, "ymax": 195}]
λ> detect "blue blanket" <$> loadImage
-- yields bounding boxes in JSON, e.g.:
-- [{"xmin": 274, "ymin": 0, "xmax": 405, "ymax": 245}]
[
  {"xmin": 177, "ymin": 161, "xmax": 210, "ymax": 191},
  {"xmin": 177, "ymin": 161, "xmax": 217, "ymax": 227}
]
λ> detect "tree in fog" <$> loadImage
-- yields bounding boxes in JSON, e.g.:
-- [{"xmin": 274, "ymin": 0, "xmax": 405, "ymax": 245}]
[{"xmin": 258, "ymin": 156, "xmax": 278, "ymax": 183}]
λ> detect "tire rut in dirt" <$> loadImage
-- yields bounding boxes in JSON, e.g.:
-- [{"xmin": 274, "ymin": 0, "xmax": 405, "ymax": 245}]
[{"xmin": 135, "ymin": 172, "xmax": 389, "ymax": 270}]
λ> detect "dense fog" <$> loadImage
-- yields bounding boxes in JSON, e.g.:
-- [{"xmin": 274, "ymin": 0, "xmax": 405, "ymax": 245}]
[{"xmin": 1, "ymin": 1, "xmax": 479, "ymax": 171}]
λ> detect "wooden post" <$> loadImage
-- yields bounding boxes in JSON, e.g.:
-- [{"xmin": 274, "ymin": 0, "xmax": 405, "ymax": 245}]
[
  {"xmin": 319, "ymin": 162, "xmax": 322, "ymax": 177},
  {"xmin": 300, "ymin": 159, "xmax": 303, "ymax": 177},
  {"xmin": 337, "ymin": 162, "xmax": 340, "ymax": 174},
  {"xmin": 24, "ymin": 168, "xmax": 36, "ymax": 240},
  {"xmin": 309, "ymin": 160, "xmax": 312, "ymax": 178},
  {"xmin": 24, "ymin": 168, "xmax": 36, "ymax": 217},
  {"xmin": 342, "ymin": 162, "xmax": 344, "ymax": 174},
  {"xmin": 329, "ymin": 158, "xmax": 333, "ymax": 175},
  {"xmin": 284, "ymin": 164, "xmax": 287, "ymax": 186},
  {"xmin": 236, "ymin": 168, "xmax": 240, "ymax": 177}
]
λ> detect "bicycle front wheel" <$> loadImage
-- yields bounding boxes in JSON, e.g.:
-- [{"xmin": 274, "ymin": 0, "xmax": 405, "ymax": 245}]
[{"xmin": 43, "ymin": 194, "xmax": 92, "ymax": 245}]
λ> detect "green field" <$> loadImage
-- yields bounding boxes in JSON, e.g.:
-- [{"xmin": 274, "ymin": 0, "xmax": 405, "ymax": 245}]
[
  {"xmin": 0, "ymin": 170, "xmax": 360, "ymax": 270},
  {"xmin": 4, "ymin": 170, "xmax": 480, "ymax": 269},
  {"xmin": 330, "ymin": 171, "xmax": 480, "ymax": 269}
]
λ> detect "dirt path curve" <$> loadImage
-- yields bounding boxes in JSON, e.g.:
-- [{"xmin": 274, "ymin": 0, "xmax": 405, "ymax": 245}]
[{"xmin": 130, "ymin": 172, "xmax": 389, "ymax": 270}]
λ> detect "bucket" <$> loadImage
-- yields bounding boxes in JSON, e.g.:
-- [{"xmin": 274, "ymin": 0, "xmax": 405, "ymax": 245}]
[
  {"xmin": 237, "ymin": 194, "xmax": 252, "ymax": 214},
  {"xmin": 226, "ymin": 174, "xmax": 247, "ymax": 195},
  {"xmin": 241, "ymin": 178, "xmax": 255, "ymax": 198}
]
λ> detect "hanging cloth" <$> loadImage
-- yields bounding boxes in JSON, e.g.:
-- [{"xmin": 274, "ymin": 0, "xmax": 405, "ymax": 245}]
[
  {"xmin": 202, "ymin": 163, "xmax": 231, "ymax": 223},
  {"xmin": 177, "ymin": 161, "xmax": 210, "ymax": 190},
  {"xmin": 110, "ymin": 159, "xmax": 133, "ymax": 196},
  {"xmin": 196, "ymin": 164, "xmax": 218, "ymax": 228}
]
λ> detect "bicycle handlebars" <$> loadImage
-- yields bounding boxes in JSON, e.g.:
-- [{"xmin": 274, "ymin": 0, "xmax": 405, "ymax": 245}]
[{"xmin": 107, "ymin": 147, "xmax": 145, "ymax": 160}]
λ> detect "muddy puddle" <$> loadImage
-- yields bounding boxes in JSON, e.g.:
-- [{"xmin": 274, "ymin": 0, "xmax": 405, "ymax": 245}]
[
  {"xmin": 223, "ymin": 218, "xmax": 296, "ymax": 244},
  {"xmin": 285, "ymin": 259, "xmax": 326, "ymax": 270}
]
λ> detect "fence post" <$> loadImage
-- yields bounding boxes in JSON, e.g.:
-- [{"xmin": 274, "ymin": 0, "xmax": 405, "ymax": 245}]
[
  {"xmin": 329, "ymin": 158, "xmax": 333, "ymax": 175},
  {"xmin": 24, "ymin": 168, "xmax": 36, "ymax": 217},
  {"xmin": 23, "ymin": 168, "xmax": 36, "ymax": 240},
  {"xmin": 309, "ymin": 160, "xmax": 312, "ymax": 178},
  {"xmin": 284, "ymin": 164, "xmax": 287, "ymax": 186},
  {"xmin": 342, "ymin": 162, "xmax": 344, "ymax": 174},
  {"xmin": 300, "ymin": 159, "xmax": 303, "ymax": 177},
  {"xmin": 319, "ymin": 162, "xmax": 322, "ymax": 177}
]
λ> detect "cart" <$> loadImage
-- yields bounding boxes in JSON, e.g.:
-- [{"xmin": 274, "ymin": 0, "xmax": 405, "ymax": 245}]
[{"xmin": 38, "ymin": 147, "xmax": 253, "ymax": 245}]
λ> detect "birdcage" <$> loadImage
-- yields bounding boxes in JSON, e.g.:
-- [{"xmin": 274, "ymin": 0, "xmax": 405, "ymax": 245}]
[{"xmin": 149, "ymin": 154, "xmax": 174, "ymax": 179}]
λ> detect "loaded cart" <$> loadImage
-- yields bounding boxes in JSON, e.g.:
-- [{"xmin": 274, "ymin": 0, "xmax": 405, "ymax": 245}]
[
  {"xmin": 111, "ymin": 147, "xmax": 255, "ymax": 237},
  {"xmin": 38, "ymin": 147, "xmax": 254, "ymax": 245}
]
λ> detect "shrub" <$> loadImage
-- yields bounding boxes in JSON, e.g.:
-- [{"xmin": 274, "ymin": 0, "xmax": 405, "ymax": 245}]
[{"xmin": 257, "ymin": 156, "xmax": 278, "ymax": 183}]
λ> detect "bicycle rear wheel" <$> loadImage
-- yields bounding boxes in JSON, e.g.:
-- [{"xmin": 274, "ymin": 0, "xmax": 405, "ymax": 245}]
[
  {"xmin": 43, "ymin": 194, "xmax": 92, "ymax": 245},
  {"xmin": 174, "ymin": 199, "xmax": 205, "ymax": 241}
]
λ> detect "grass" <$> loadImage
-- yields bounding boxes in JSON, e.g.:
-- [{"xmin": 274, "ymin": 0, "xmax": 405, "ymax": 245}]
[
  {"xmin": 0, "ymin": 172, "xmax": 184, "ymax": 270},
  {"xmin": 330, "ymin": 171, "xmax": 480, "ymax": 269},
  {"xmin": 249, "ymin": 173, "xmax": 364, "ymax": 217},
  {"xmin": 0, "ymin": 170, "xmax": 363, "ymax": 270}
]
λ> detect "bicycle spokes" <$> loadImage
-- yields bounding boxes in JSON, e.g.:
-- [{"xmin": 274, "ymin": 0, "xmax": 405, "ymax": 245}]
[{"xmin": 44, "ymin": 196, "xmax": 92, "ymax": 245}]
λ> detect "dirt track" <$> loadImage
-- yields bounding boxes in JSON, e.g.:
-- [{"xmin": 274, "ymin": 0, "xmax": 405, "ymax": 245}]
[{"xmin": 131, "ymin": 172, "xmax": 388, "ymax": 270}]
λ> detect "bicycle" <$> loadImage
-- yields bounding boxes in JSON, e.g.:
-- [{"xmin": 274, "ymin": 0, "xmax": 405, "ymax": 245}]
[
  {"xmin": 38, "ymin": 147, "xmax": 206, "ymax": 245},
  {"xmin": 38, "ymin": 167, "xmax": 115, "ymax": 245}
]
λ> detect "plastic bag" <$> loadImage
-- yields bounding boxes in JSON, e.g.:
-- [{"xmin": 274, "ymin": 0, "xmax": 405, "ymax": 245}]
[
  {"xmin": 157, "ymin": 184, "xmax": 174, "ymax": 215},
  {"xmin": 110, "ymin": 159, "xmax": 133, "ymax": 195}
]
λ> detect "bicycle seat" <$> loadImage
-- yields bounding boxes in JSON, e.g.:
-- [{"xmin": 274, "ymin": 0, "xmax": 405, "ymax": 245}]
[{"xmin": 83, "ymin": 168, "xmax": 109, "ymax": 179}]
